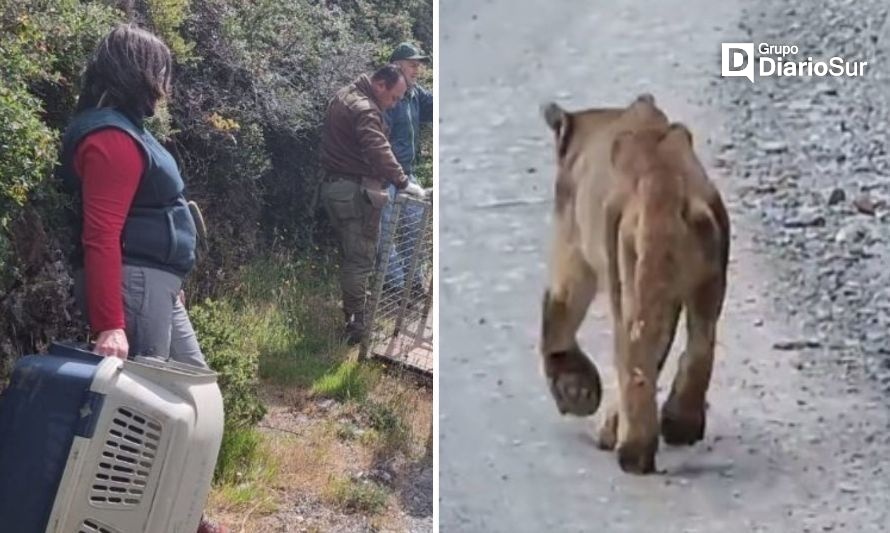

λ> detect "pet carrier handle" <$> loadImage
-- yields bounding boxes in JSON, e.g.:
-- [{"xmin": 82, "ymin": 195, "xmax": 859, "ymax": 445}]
[
  {"xmin": 49, "ymin": 340, "xmax": 158, "ymax": 363},
  {"xmin": 48, "ymin": 341, "xmax": 104, "ymax": 363}
]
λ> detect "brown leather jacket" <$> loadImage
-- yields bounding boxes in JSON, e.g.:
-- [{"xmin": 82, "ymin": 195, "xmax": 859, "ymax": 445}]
[{"xmin": 319, "ymin": 74, "xmax": 408, "ymax": 190}]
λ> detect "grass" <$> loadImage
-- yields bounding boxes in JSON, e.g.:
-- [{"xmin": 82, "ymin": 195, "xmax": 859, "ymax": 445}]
[
  {"xmin": 202, "ymin": 254, "xmax": 347, "ymax": 509},
  {"xmin": 198, "ymin": 252, "xmax": 351, "ymax": 391},
  {"xmin": 214, "ymin": 426, "xmax": 275, "ymax": 486},
  {"xmin": 311, "ymin": 359, "xmax": 380, "ymax": 403},
  {"xmin": 208, "ymin": 426, "xmax": 277, "ymax": 514},
  {"xmin": 202, "ymin": 252, "xmax": 431, "ymax": 529},
  {"xmin": 325, "ymin": 476, "xmax": 389, "ymax": 515},
  {"xmin": 260, "ymin": 350, "xmax": 333, "ymax": 387},
  {"xmin": 238, "ymin": 255, "xmax": 353, "ymax": 389},
  {"xmin": 265, "ymin": 425, "xmax": 337, "ymax": 494}
]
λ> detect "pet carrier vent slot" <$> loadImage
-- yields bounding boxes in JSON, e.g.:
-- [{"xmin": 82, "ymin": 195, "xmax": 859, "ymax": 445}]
[
  {"xmin": 79, "ymin": 518, "xmax": 121, "ymax": 533},
  {"xmin": 89, "ymin": 407, "xmax": 161, "ymax": 508}
]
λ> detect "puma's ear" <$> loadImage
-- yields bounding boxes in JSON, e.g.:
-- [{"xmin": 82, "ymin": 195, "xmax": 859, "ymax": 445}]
[
  {"xmin": 611, "ymin": 131, "xmax": 635, "ymax": 167},
  {"xmin": 541, "ymin": 102, "xmax": 566, "ymax": 131},
  {"xmin": 665, "ymin": 122, "xmax": 693, "ymax": 147},
  {"xmin": 634, "ymin": 93, "xmax": 655, "ymax": 105},
  {"xmin": 627, "ymin": 93, "xmax": 669, "ymax": 127},
  {"xmin": 542, "ymin": 102, "xmax": 575, "ymax": 158}
]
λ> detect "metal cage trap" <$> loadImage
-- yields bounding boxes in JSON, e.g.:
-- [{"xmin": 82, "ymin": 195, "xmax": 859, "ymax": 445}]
[{"xmin": 360, "ymin": 194, "xmax": 433, "ymax": 378}]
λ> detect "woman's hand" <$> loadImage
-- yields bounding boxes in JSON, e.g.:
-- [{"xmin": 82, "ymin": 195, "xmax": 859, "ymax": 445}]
[{"xmin": 93, "ymin": 329, "xmax": 129, "ymax": 359}]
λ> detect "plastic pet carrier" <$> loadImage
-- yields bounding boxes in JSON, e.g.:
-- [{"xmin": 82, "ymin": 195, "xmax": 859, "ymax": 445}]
[{"xmin": 0, "ymin": 342, "xmax": 225, "ymax": 533}]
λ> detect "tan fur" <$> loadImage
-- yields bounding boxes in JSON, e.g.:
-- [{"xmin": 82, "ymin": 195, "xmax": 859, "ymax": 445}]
[{"xmin": 539, "ymin": 95, "xmax": 730, "ymax": 474}]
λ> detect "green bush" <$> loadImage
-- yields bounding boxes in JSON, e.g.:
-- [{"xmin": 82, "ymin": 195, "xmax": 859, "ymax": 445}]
[
  {"xmin": 0, "ymin": 0, "xmax": 121, "ymax": 244},
  {"xmin": 0, "ymin": 82, "xmax": 56, "ymax": 295},
  {"xmin": 0, "ymin": 0, "xmax": 122, "ymax": 358},
  {"xmin": 176, "ymin": 0, "xmax": 380, "ymax": 270},
  {"xmin": 1, "ymin": 0, "xmax": 124, "ymax": 130},
  {"xmin": 189, "ymin": 299, "xmax": 266, "ymax": 428},
  {"xmin": 0, "ymin": 84, "xmax": 56, "ymax": 234},
  {"xmin": 415, "ymin": 145, "xmax": 433, "ymax": 188},
  {"xmin": 341, "ymin": 0, "xmax": 430, "ymax": 62},
  {"xmin": 365, "ymin": 400, "xmax": 412, "ymax": 455},
  {"xmin": 145, "ymin": 0, "xmax": 195, "ymax": 61}
]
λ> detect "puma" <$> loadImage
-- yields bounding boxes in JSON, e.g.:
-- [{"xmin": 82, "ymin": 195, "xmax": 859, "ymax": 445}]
[{"xmin": 539, "ymin": 94, "xmax": 730, "ymax": 474}]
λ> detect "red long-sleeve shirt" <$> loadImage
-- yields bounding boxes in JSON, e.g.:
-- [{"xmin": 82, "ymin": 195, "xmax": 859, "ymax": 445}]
[{"xmin": 73, "ymin": 128, "xmax": 145, "ymax": 333}]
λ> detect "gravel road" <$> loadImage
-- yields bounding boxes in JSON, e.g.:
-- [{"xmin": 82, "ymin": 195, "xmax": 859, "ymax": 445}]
[{"xmin": 439, "ymin": 0, "xmax": 890, "ymax": 531}]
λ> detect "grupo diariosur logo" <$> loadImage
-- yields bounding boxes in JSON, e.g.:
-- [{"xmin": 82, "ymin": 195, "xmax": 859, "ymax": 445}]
[{"xmin": 721, "ymin": 42, "xmax": 868, "ymax": 82}]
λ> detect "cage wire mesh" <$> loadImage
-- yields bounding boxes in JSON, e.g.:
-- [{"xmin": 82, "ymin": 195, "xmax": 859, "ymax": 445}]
[{"xmin": 361, "ymin": 194, "xmax": 433, "ymax": 379}]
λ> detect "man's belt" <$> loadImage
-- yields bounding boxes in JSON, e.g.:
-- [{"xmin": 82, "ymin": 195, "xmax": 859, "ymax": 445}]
[
  {"xmin": 323, "ymin": 172, "xmax": 391, "ymax": 193},
  {"xmin": 324, "ymin": 171, "xmax": 363, "ymax": 183}
]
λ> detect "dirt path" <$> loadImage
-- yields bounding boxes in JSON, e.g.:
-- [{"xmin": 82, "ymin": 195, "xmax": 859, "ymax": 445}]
[
  {"xmin": 209, "ymin": 378, "xmax": 433, "ymax": 533},
  {"xmin": 439, "ymin": 0, "xmax": 890, "ymax": 531}
]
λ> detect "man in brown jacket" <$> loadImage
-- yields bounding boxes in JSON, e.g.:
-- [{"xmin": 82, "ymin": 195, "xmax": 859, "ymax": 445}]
[{"xmin": 320, "ymin": 64, "xmax": 426, "ymax": 344}]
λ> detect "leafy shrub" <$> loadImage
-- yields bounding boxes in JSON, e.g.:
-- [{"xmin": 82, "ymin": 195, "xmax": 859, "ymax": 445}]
[
  {"xmin": 365, "ymin": 400, "xmax": 412, "ymax": 456},
  {"xmin": 189, "ymin": 298, "xmax": 266, "ymax": 428},
  {"xmin": 0, "ymin": 0, "xmax": 121, "ymax": 362},
  {"xmin": 145, "ymin": 0, "xmax": 195, "ymax": 61},
  {"xmin": 0, "ymin": 84, "xmax": 56, "ymax": 241},
  {"xmin": 0, "ymin": 0, "xmax": 121, "ymax": 238}
]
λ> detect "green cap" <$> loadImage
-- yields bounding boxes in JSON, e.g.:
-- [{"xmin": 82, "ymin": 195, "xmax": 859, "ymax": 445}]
[{"xmin": 390, "ymin": 42, "xmax": 429, "ymax": 62}]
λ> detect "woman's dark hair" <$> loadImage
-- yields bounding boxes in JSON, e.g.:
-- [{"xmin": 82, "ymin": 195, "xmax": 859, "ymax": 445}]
[
  {"xmin": 370, "ymin": 63, "xmax": 405, "ymax": 89},
  {"xmin": 75, "ymin": 24, "xmax": 173, "ymax": 117}
]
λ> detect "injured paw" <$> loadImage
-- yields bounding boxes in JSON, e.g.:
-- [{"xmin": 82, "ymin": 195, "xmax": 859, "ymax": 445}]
[{"xmin": 543, "ymin": 346, "xmax": 602, "ymax": 417}]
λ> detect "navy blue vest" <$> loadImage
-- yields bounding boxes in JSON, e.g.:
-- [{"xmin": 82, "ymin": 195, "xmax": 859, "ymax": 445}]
[{"xmin": 60, "ymin": 108, "xmax": 197, "ymax": 278}]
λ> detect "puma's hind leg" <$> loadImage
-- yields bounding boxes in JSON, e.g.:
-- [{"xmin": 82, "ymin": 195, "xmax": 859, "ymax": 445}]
[
  {"xmin": 661, "ymin": 277, "xmax": 724, "ymax": 445},
  {"xmin": 597, "ymin": 302, "xmax": 679, "ymax": 451}
]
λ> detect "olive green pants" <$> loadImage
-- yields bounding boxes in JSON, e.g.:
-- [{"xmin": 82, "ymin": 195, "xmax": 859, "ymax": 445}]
[{"xmin": 321, "ymin": 178, "xmax": 386, "ymax": 333}]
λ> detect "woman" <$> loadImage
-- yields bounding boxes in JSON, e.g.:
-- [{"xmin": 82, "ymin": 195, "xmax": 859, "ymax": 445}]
[{"xmin": 59, "ymin": 24, "xmax": 227, "ymax": 533}]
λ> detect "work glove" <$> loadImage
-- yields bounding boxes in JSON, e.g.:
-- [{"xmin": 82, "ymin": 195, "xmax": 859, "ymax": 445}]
[{"xmin": 403, "ymin": 181, "xmax": 426, "ymax": 199}]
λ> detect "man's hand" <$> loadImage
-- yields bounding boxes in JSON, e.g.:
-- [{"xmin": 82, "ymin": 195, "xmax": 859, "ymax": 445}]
[
  {"xmin": 404, "ymin": 181, "xmax": 426, "ymax": 199},
  {"xmin": 93, "ymin": 329, "xmax": 129, "ymax": 360}
]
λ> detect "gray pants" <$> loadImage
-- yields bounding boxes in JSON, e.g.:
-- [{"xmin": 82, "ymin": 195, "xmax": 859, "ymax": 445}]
[{"xmin": 74, "ymin": 265, "xmax": 207, "ymax": 368}]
